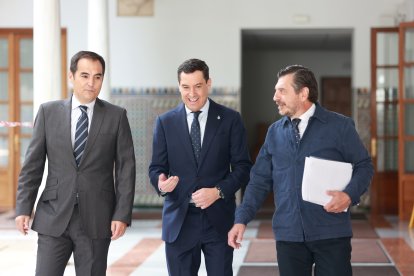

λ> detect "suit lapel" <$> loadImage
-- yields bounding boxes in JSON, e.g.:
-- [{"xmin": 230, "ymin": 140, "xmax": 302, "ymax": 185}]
[
  {"xmin": 80, "ymin": 98, "xmax": 105, "ymax": 166},
  {"xmin": 198, "ymin": 100, "xmax": 221, "ymax": 169},
  {"xmin": 62, "ymin": 97, "xmax": 77, "ymax": 168}
]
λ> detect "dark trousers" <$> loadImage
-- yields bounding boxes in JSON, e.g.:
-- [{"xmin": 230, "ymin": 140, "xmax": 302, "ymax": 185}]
[
  {"xmin": 35, "ymin": 206, "xmax": 111, "ymax": 276},
  {"xmin": 276, "ymin": 237, "xmax": 352, "ymax": 276},
  {"xmin": 165, "ymin": 205, "xmax": 233, "ymax": 276}
]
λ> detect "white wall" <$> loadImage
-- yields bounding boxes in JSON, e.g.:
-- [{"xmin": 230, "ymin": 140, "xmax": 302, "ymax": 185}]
[{"xmin": 0, "ymin": 0, "xmax": 406, "ymax": 87}]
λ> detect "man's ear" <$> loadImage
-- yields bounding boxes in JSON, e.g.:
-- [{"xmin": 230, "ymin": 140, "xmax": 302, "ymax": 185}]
[
  {"xmin": 68, "ymin": 72, "xmax": 74, "ymax": 84},
  {"xmin": 301, "ymin": 87, "xmax": 309, "ymax": 101},
  {"xmin": 207, "ymin": 78, "xmax": 212, "ymax": 90}
]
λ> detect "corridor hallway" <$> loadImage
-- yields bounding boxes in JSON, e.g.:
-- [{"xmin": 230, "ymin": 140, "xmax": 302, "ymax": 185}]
[{"xmin": 0, "ymin": 210, "xmax": 413, "ymax": 275}]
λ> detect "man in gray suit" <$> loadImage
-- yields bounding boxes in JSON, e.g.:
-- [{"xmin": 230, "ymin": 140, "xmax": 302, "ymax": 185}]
[{"xmin": 15, "ymin": 51, "xmax": 136, "ymax": 276}]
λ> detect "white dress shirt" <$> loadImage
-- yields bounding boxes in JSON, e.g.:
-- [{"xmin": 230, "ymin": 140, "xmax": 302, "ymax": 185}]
[
  {"xmin": 297, "ymin": 103, "xmax": 316, "ymax": 138},
  {"xmin": 185, "ymin": 99, "xmax": 209, "ymax": 146}
]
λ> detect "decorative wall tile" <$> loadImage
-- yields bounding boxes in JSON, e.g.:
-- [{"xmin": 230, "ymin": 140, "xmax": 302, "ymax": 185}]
[{"xmin": 112, "ymin": 87, "xmax": 240, "ymax": 206}]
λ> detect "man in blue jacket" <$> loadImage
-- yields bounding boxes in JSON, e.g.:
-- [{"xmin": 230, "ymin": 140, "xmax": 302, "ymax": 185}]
[{"xmin": 228, "ymin": 65, "xmax": 373, "ymax": 276}]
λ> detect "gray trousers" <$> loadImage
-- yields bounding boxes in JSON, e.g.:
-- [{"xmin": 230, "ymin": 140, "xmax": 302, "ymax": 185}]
[{"xmin": 35, "ymin": 206, "xmax": 111, "ymax": 276}]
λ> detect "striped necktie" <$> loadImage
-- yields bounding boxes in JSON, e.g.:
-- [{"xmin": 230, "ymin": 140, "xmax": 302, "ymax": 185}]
[{"xmin": 74, "ymin": 105, "xmax": 88, "ymax": 166}]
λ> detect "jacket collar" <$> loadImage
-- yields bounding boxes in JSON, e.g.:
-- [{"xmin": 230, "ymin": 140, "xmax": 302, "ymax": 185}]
[{"xmin": 282, "ymin": 102, "xmax": 327, "ymax": 128}]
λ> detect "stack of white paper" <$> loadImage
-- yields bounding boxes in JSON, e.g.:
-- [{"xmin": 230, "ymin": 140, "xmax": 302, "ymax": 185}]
[{"xmin": 302, "ymin": 156, "xmax": 353, "ymax": 206}]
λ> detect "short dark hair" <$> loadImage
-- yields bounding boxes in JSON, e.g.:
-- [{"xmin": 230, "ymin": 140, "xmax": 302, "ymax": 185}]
[
  {"xmin": 70, "ymin": 51, "xmax": 106, "ymax": 76},
  {"xmin": 177, "ymin": 58, "xmax": 209, "ymax": 82},
  {"xmin": 277, "ymin": 65, "xmax": 318, "ymax": 103}
]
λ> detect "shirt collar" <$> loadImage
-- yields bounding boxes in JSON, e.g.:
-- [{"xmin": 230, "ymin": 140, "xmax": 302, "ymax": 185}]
[
  {"xmin": 71, "ymin": 94, "xmax": 96, "ymax": 112},
  {"xmin": 298, "ymin": 103, "xmax": 316, "ymax": 122},
  {"xmin": 185, "ymin": 98, "xmax": 210, "ymax": 117},
  {"xmin": 283, "ymin": 102, "xmax": 317, "ymax": 126}
]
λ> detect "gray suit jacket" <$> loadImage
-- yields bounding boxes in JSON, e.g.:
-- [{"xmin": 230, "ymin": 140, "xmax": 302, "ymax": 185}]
[{"xmin": 15, "ymin": 96, "xmax": 136, "ymax": 239}]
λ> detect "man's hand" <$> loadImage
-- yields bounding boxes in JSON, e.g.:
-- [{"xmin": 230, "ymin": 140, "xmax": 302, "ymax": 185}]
[
  {"xmin": 228, "ymin": 223, "xmax": 246, "ymax": 249},
  {"xmin": 324, "ymin": 190, "xmax": 351, "ymax": 213},
  {"xmin": 111, "ymin": 221, "xmax": 127, "ymax": 240},
  {"xmin": 191, "ymin": 188, "xmax": 220, "ymax": 209},
  {"xmin": 158, "ymin": 173, "xmax": 179, "ymax": 193},
  {"xmin": 15, "ymin": 215, "xmax": 31, "ymax": 235}
]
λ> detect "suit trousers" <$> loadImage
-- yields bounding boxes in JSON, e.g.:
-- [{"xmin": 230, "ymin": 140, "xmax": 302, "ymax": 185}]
[
  {"xmin": 35, "ymin": 205, "xmax": 111, "ymax": 276},
  {"xmin": 165, "ymin": 205, "xmax": 234, "ymax": 276},
  {"xmin": 276, "ymin": 237, "xmax": 352, "ymax": 276}
]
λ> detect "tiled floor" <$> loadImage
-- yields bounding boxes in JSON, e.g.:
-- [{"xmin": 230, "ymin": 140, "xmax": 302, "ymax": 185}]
[{"xmin": 0, "ymin": 210, "xmax": 413, "ymax": 275}]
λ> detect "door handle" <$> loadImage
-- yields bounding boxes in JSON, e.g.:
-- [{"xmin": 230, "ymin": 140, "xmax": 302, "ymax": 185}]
[
  {"xmin": 14, "ymin": 134, "xmax": 19, "ymax": 153},
  {"xmin": 371, "ymin": 138, "xmax": 376, "ymax": 159}
]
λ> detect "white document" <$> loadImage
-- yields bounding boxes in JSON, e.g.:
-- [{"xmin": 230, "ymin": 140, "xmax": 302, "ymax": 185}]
[{"xmin": 302, "ymin": 156, "xmax": 353, "ymax": 206}]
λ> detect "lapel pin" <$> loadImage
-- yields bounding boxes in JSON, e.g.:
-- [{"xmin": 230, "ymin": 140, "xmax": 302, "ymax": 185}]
[{"xmin": 217, "ymin": 116, "xmax": 221, "ymax": 120}]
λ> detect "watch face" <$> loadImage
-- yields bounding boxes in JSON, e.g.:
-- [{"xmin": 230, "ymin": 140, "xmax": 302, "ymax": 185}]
[{"xmin": 118, "ymin": 0, "xmax": 154, "ymax": 16}]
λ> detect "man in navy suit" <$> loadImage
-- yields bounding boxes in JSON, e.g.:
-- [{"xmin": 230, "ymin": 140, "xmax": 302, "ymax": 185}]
[{"xmin": 149, "ymin": 58, "xmax": 252, "ymax": 276}]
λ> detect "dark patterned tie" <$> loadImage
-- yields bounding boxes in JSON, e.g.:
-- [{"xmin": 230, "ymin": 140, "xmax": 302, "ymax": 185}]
[
  {"xmin": 190, "ymin": 111, "xmax": 202, "ymax": 165},
  {"xmin": 292, "ymin": 118, "xmax": 301, "ymax": 144},
  {"xmin": 74, "ymin": 105, "xmax": 88, "ymax": 166}
]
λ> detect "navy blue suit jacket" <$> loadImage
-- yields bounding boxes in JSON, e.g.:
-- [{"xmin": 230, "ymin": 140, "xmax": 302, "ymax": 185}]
[{"xmin": 149, "ymin": 99, "xmax": 252, "ymax": 243}]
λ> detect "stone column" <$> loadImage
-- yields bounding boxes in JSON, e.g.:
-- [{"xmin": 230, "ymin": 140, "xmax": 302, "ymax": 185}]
[
  {"xmin": 33, "ymin": 0, "xmax": 62, "ymax": 208},
  {"xmin": 407, "ymin": 0, "xmax": 414, "ymax": 21},
  {"xmin": 88, "ymin": 0, "xmax": 110, "ymax": 101},
  {"xmin": 33, "ymin": 0, "xmax": 61, "ymax": 114}
]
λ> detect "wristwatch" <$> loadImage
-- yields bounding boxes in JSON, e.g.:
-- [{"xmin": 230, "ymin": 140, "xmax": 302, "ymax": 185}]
[
  {"xmin": 216, "ymin": 186, "xmax": 225, "ymax": 199},
  {"xmin": 159, "ymin": 187, "xmax": 167, "ymax": 197}
]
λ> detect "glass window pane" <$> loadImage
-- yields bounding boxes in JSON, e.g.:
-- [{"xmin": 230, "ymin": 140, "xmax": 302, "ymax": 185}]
[
  {"xmin": 385, "ymin": 140, "xmax": 398, "ymax": 171},
  {"xmin": 20, "ymin": 104, "xmax": 33, "ymax": 135},
  {"xmin": 404, "ymin": 104, "xmax": 414, "ymax": 136},
  {"xmin": 376, "ymin": 102, "xmax": 384, "ymax": 136},
  {"xmin": 0, "ymin": 104, "xmax": 9, "ymax": 134},
  {"xmin": 20, "ymin": 137, "xmax": 31, "ymax": 165},
  {"xmin": 19, "ymin": 39, "xmax": 33, "ymax": 68},
  {"xmin": 376, "ymin": 88, "xmax": 385, "ymax": 103},
  {"xmin": 377, "ymin": 139, "xmax": 384, "ymax": 172},
  {"xmin": 405, "ymin": 28, "xmax": 414, "ymax": 62},
  {"xmin": 0, "ymin": 38, "xmax": 8, "ymax": 67},
  {"xmin": 0, "ymin": 72, "xmax": 8, "ymax": 101},
  {"xmin": 0, "ymin": 137, "xmax": 8, "ymax": 166},
  {"xmin": 404, "ymin": 67, "xmax": 414, "ymax": 99},
  {"xmin": 376, "ymin": 68, "xmax": 399, "ymax": 91},
  {"xmin": 385, "ymin": 104, "xmax": 398, "ymax": 136},
  {"xmin": 405, "ymin": 141, "xmax": 414, "ymax": 173},
  {"xmin": 20, "ymin": 72, "xmax": 33, "ymax": 101},
  {"xmin": 377, "ymin": 33, "xmax": 398, "ymax": 65}
]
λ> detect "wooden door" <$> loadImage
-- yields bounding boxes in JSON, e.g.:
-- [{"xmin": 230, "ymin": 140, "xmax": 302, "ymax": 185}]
[
  {"xmin": 321, "ymin": 77, "xmax": 352, "ymax": 117},
  {"xmin": 0, "ymin": 29, "xmax": 66, "ymax": 209},
  {"xmin": 370, "ymin": 27, "xmax": 399, "ymax": 219},
  {"xmin": 0, "ymin": 30, "xmax": 34, "ymax": 209},
  {"xmin": 398, "ymin": 21, "xmax": 414, "ymax": 220}
]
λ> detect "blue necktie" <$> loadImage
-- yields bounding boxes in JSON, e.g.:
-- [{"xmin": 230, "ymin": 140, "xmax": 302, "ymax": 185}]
[
  {"xmin": 190, "ymin": 111, "xmax": 202, "ymax": 165},
  {"xmin": 74, "ymin": 105, "xmax": 88, "ymax": 166},
  {"xmin": 292, "ymin": 118, "xmax": 301, "ymax": 144}
]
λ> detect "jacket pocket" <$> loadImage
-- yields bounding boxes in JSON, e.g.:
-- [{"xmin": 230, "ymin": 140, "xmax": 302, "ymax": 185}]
[
  {"xmin": 41, "ymin": 188, "xmax": 57, "ymax": 202},
  {"xmin": 46, "ymin": 177, "xmax": 58, "ymax": 187}
]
